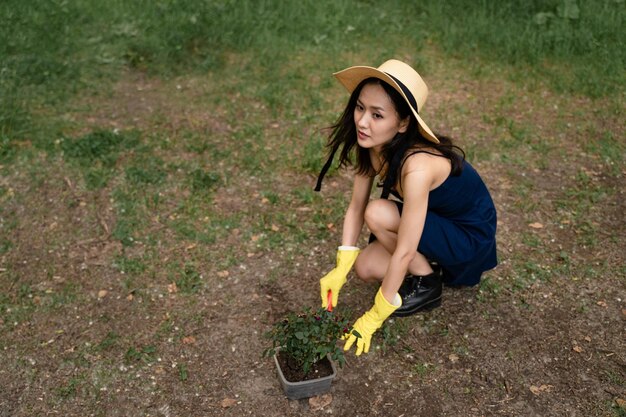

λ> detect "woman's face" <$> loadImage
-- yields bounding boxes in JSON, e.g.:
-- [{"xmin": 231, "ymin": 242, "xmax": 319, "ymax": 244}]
[{"xmin": 354, "ymin": 82, "xmax": 409, "ymax": 152}]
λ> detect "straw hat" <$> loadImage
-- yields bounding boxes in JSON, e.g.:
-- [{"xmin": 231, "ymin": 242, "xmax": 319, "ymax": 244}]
[{"xmin": 333, "ymin": 59, "xmax": 439, "ymax": 144}]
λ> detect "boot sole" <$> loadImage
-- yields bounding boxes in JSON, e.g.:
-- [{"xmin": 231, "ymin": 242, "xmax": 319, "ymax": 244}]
[{"xmin": 391, "ymin": 296, "xmax": 442, "ymax": 317}]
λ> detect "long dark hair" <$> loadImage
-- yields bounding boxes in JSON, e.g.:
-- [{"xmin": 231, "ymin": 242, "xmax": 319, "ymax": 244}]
[{"xmin": 325, "ymin": 78, "xmax": 465, "ymax": 192}]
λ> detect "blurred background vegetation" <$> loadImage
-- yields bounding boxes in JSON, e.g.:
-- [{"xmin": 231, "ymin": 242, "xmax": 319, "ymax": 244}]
[{"xmin": 1, "ymin": 0, "xmax": 624, "ymax": 142}]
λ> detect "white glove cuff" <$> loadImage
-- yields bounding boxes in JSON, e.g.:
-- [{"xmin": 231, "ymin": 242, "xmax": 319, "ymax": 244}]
[
  {"xmin": 338, "ymin": 246, "xmax": 359, "ymax": 251},
  {"xmin": 392, "ymin": 293, "xmax": 402, "ymax": 307}
]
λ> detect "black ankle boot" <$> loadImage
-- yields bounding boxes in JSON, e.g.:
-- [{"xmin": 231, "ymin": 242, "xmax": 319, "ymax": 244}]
[{"xmin": 392, "ymin": 270, "xmax": 443, "ymax": 317}]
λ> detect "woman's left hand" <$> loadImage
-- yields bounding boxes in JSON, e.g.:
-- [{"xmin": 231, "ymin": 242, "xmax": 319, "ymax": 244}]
[{"xmin": 343, "ymin": 288, "xmax": 400, "ymax": 356}]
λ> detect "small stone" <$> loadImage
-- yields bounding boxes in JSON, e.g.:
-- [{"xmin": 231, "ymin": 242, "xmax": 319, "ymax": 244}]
[
  {"xmin": 220, "ymin": 398, "xmax": 237, "ymax": 408},
  {"xmin": 530, "ymin": 384, "xmax": 553, "ymax": 395},
  {"xmin": 182, "ymin": 336, "xmax": 196, "ymax": 345},
  {"xmin": 309, "ymin": 394, "xmax": 332, "ymax": 410}
]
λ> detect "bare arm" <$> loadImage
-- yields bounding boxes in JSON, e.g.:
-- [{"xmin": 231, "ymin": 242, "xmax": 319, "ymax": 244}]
[
  {"xmin": 380, "ymin": 156, "xmax": 435, "ymax": 302},
  {"xmin": 341, "ymin": 173, "xmax": 374, "ymax": 247}
]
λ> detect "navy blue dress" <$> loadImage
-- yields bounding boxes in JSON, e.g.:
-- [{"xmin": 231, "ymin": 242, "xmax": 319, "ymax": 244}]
[{"xmin": 390, "ymin": 160, "xmax": 498, "ymax": 286}]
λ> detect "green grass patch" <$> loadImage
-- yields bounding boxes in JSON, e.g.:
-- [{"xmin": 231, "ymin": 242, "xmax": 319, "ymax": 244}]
[
  {"xmin": 3, "ymin": 0, "xmax": 621, "ymax": 146},
  {"xmin": 124, "ymin": 344, "xmax": 157, "ymax": 364},
  {"xmin": 112, "ymin": 255, "xmax": 146, "ymax": 275},
  {"xmin": 189, "ymin": 168, "xmax": 221, "ymax": 193},
  {"xmin": 61, "ymin": 129, "xmax": 141, "ymax": 189},
  {"xmin": 175, "ymin": 263, "xmax": 204, "ymax": 295},
  {"xmin": 477, "ymin": 276, "xmax": 503, "ymax": 301},
  {"xmin": 582, "ymin": 131, "xmax": 625, "ymax": 176},
  {"xmin": 49, "ymin": 282, "xmax": 80, "ymax": 309},
  {"xmin": 413, "ymin": 362, "xmax": 436, "ymax": 379},
  {"xmin": 111, "ymin": 187, "xmax": 146, "ymax": 246},
  {"xmin": 425, "ymin": 0, "xmax": 625, "ymax": 97},
  {"xmin": 125, "ymin": 157, "xmax": 168, "ymax": 186},
  {"xmin": 379, "ymin": 318, "xmax": 411, "ymax": 351},
  {"xmin": 0, "ymin": 134, "xmax": 18, "ymax": 163},
  {"xmin": 56, "ymin": 374, "xmax": 86, "ymax": 400},
  {"xmin": 0, "ymin": 292, "xmax": 34, "ymax": 328},
  {"xmin": 96, "ymin": 332, "xmax": 120, "ymax": 352},
  {"xmin": 301, "ymin": 131, "xmax": 328, "ymax": 175},
  {"xmin": 178, "ymin": 363, "xmax": 189, "ymax": 382},
  {"xmin": 553, "ymin": 168, "xmax": 614, "ymax": 247},
  {"xmin": 61, "ymin": 129, "xmax": 139, "ymax": 163}
]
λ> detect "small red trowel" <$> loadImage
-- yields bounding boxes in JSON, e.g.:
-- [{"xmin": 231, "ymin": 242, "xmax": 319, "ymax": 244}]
[{"xmin": 326, "ymin": 290, "xmax": 333, "ymax": 312}]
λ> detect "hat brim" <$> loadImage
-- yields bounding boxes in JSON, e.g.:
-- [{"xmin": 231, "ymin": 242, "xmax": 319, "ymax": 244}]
[{"xmin": 334, "ymin": 66, "xmax": 439, "ymax": 144}]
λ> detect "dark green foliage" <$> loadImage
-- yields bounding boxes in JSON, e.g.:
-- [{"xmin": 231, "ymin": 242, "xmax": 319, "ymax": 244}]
[
  {"xmin": 125, "ymin": 157, "xmax": 168, "ymax": 185},
  {"xmin": 61, "ymin": 129, "xmax": 140, "ymax": 189},
  {"xmin": 422, "ymin": 0, "xmax": 625, "ymax": 96},
  {"xmin": 61, "ymin": 130, "xmax": 139, "ymax": 167},
  {"xmin": 176, "ymin": 263, "xmax": 203, "ymax": 294},
  {"xmin": 178, "ymin": 363, "xmax": 188, "ymax": 381},
  {"xmin": 56, "ymin": 376, "xmax": 84, "ymax": 399},
  {"xmin": 0, "ymin": 135, "xmax": 17, "ymax": 163},
  {"xmin": 264, "ymin": 308, "xmax": 350, "ymax": 375},
  {"xmin": 189, "ymin": 168, "xmax": 220, "ymax": 192},
  {"xmin": 124, "ymin": 345, "xmax": 156, "ymax": 363},
  {"xmin": 1, "ymin": 0, "xmax": 623, "ymax": 140},
  {"xmin": 96, "ymin": 332, "xmax": 120, "ymax": 351},
  {"xmin": 113, "ymin": 255, "xmax": 146, "ymax": 275}
]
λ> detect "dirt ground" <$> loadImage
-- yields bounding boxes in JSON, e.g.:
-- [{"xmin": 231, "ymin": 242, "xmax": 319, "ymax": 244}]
[{"xmin": 1, "ymin": 66, "xmax": 624, "ymax": 417}]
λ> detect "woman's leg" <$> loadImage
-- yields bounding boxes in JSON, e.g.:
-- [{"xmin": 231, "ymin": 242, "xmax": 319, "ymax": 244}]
[
  {"xmin": 354, "ymin": 240, "xmax": 389, "ymax": 283},
  {"xmin": 355, "ymin": 199, "xmax": 433, "ymax": 280}
]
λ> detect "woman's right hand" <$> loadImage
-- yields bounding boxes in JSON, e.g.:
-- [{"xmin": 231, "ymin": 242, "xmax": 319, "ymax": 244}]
[{"xmin": 320, "ymin": 247, "xmax": 360, "ymax": 309}]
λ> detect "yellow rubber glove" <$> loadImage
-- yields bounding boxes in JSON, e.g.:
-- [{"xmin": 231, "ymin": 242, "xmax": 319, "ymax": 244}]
[
  {"xmin": 320, "ymin": 246, "xmax": 360, "ymax": 309},
  {"xmin": 343, "ymin": 288, "xmax": 401, "ymax": 356}
]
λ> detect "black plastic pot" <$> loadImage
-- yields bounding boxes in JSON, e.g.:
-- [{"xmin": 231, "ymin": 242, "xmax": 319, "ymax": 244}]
[{"xmin": 273, "ymin": 353, "xmax": 337, "ymax": 400}]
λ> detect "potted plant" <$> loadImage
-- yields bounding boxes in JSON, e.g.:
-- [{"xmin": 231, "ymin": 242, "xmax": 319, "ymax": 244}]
[{"xmin": 264, "ymin": 307, "xmax": 350, "ymax": 400}]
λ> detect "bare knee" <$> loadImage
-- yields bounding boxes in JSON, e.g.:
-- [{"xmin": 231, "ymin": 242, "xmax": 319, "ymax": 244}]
[
  {"xmin": 354, "ymin": 256, "xmax": 371, "ymax": 282},
  {"xmin": 354, "ymin": 249, "xmax": 385, "ymax": 283},
  {"xmin": 364, "ymin": 199, "xmax": 398, "ymax": 233}
]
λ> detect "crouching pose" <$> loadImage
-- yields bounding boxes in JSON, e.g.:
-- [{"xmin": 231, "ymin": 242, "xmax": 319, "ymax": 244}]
[{"xmin": 315, "ymin": 59, "xmax": 497, "ymax": 356}]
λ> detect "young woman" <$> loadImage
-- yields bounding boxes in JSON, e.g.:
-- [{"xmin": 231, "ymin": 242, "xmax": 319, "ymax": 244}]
[{"xmin": 314, "ymin": 60, "xmax": 497, "ymax": 356}]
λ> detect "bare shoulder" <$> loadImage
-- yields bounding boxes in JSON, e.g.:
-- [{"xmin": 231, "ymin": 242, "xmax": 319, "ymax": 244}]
[{"xmin": 401, "ymin": 149, "xmax": 451, "ymax": 190}]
